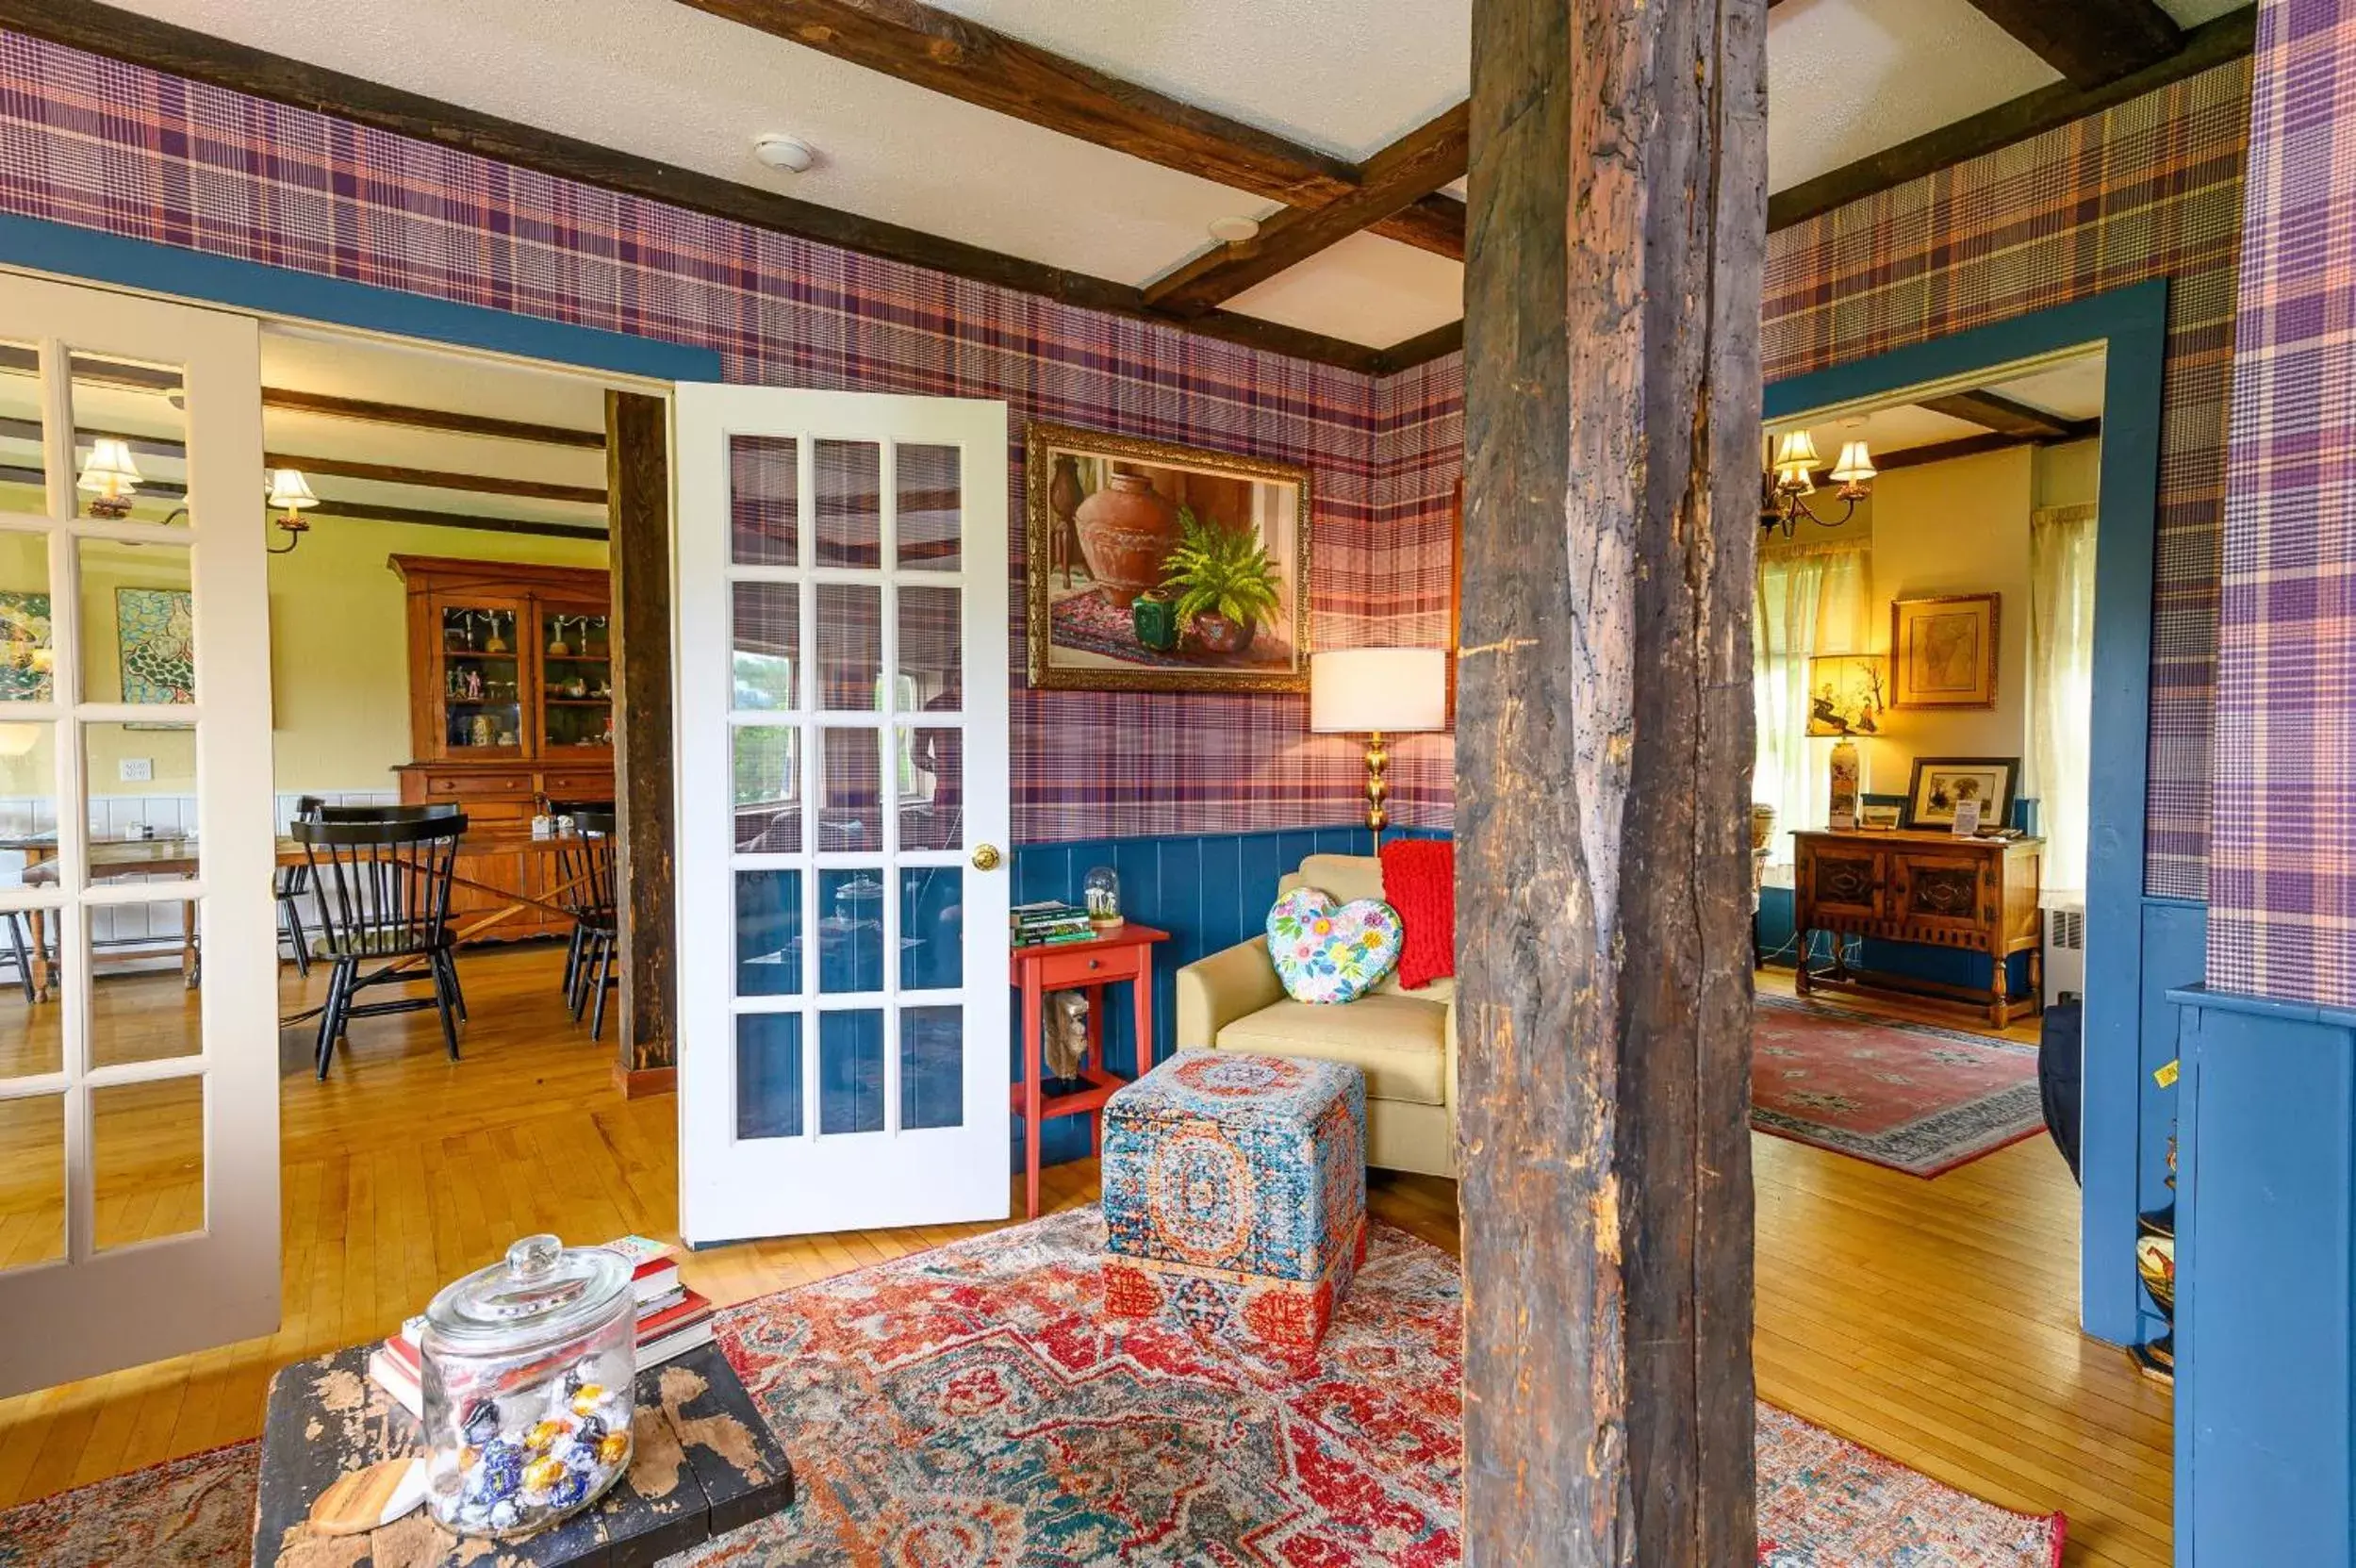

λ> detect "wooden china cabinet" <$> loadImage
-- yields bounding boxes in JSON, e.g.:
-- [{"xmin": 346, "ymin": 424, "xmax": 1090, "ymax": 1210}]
[{"xmin": 388, "ymin": 554, "xmax": 615, "ymax": 940}]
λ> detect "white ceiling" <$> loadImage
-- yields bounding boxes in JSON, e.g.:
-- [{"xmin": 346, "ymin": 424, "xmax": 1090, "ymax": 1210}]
[
  {"xmin": 1774, "ymin": 350, "xmax": 2108, "ymax": 463},
  {"xmin": 98, "ymin": 0, "xmax": 2240, "ymax": 351}
]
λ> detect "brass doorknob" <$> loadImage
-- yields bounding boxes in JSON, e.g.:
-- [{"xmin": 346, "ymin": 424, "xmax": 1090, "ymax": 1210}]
[{"xmin": 971, "ymin": 844, "xmax": 1002, "ymax": 871}]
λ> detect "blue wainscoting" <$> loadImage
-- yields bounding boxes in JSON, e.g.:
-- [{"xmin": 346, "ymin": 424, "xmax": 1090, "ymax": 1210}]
[
  {"xmin": 2167, "ymin": 984, "xmax": 2356, "ymax": 1567},
  {"xmin": 1009, "ymin": 824, "xmax": 1377, "ymax": 1168}
]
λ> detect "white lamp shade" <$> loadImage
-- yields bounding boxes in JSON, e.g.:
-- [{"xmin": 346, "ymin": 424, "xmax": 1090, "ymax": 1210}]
[
  {"xmin": 75, "ymin": 437, "xmax": 140, "ymax": 498},
  {"xmin": 1310, "ymin": 648, "xmax": 1448, "ymax": 734},
  {"xmin": 1771, "ymin": 430, "xmax": 1821, "ymax": 470},
  {"xmin": 1830, "ymin": 440, "xmax": 1876, "ymax": 484},
  {"xmin": 267, "ymin": 468, "xmax": 319, "ymax": 510}
]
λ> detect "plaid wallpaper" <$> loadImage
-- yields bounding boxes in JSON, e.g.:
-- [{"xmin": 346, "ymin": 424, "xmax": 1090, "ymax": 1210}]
[
  {"xmin": 2210, "ymin": 0, "xmax": 2356, "ymax": 1001},
  {"xmin": 0, "ymin": 30, "xmax": 1393, "ymax": 845},
  {"xmin": 1376, "ymin": 61, "xmax": 2252, "ymax": 901}
]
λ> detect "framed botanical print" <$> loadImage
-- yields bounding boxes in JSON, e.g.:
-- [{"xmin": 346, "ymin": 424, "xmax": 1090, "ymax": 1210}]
[
  {"xmin": 1902, "ymin": 756, "xmax": 2019, "ymax": 830},
  {"xmin": 1889, "ymin": 592, "xmax": 2000, "ymax": 708},
  {"xmin": 1024, "ymin": 422, "xmax": 1310, "ymax": 693}
]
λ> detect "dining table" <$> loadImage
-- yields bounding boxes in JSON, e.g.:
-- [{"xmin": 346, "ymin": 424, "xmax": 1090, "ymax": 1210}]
[{"xmin": 0, "ymin": 828, "xmax": 600, "ymax": 1017}]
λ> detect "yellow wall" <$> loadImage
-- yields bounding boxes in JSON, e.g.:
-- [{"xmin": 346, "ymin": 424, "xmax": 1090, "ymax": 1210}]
[
  {"xmin": 1862, "ymin": 444, "xmax": 2035, "ymax": 782},
  {"xmin": 266, "ymin": 517, "xmax": 606, "ymax": 791}
]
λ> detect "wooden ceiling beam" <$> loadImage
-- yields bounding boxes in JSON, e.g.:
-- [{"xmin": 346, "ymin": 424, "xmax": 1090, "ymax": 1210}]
[
  {"xmin": 0, "ymin": 0, "xmax": 1389, "ymax": 374},
  {"xmin": 673, "ymin": 0, "xmax": 1463, "ymax": 258},
  {"xmin": 1770, "ymin": 6, "xmax": 2253, "ymax": 232},
  {"xmin": 1145, "ymin": 106, "xmax": 1470, "ymax": 316},
  {"xmin": 1917, "ymin": 388, "xmax": 2078, "ymax": 439},
  {"xmin": 1959, "ymin": 0, "xmax": 2182, "ymax": 91},
  {"xmin": 262, "ymin": 451, "xmax": 608, "ymax": 506}
]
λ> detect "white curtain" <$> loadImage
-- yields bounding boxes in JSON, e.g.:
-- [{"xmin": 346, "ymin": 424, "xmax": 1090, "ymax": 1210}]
[
  {"xmin": 1755, "ymin": 543, "xmax": 1868, "ymax": 861},
  {"xmin": 2027, "ymin": 503, "xmax": 2099, "ymax": 898}
]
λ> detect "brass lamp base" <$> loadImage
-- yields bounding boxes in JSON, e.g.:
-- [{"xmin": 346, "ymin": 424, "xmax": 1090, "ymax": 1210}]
[{"xmin": 1361, "ymin": 731, "xmax": 1389, "ymax": 842}]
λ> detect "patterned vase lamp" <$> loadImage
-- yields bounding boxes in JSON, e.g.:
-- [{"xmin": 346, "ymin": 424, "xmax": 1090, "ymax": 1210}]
[
  {"xmin": 1083, "ymin": 865, "xmax": 1123, "ymax": 933},
  {"xmin": 1310, "ymin": 649, "xmax": 1449, "ymax": 846},
  {"xmin": 1828, "ymin": 737, "xmax": 1864, "ymax": 830}
]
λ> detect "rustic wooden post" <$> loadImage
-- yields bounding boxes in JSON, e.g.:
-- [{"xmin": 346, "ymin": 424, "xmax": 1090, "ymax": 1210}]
[
  {"xmin": 1457, "ymin": 0, "xmax": 1765, "ymax": 1560},
  {"xmin": 606, "ymin": 390, "xmax": 680, "ymax": 1096}
]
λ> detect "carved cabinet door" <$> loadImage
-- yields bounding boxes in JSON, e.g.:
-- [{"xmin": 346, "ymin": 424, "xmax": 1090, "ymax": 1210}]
[
  {"xmin": 1893, "ymin": 849, "xmax": 1990, "ymax": 936},
  {"xmin": 1804, "ymin": 843, "xmax": 1885, "ymax": 923}
]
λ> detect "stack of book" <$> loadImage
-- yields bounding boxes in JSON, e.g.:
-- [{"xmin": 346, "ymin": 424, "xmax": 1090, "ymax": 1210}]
[
  {"xmin": 368, "ymin": 1235, "xmax": 717, "ymax": 1419},
  {"xmin": 1011, "ymin": 900, "xmax": 1095, "ymax": 947}
]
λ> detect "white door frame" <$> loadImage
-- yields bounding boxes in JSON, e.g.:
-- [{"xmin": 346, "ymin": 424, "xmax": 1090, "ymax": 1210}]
[
  {"xmin": 672, "ymin": 385, "xmax": 1011, "ymax": 1245},
  {"xmin": 0, "ymin": 272, "xmax": 280, "ymax": 1395}
]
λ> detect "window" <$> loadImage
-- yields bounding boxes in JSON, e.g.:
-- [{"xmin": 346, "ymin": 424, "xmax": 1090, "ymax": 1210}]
[
  {"xmin": 1754, "ymin": 544, "xmax": 1867, "ymax": 862},
  {"xmin": 2027, "ymin": 503, "xmax": 2097, "ymax": 897}
]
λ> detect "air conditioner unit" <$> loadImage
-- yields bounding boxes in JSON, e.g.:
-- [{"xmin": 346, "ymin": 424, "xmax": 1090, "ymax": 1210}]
[{"xmin": 2044, "ymin": 900, "xmax": 2086, "ymax": 1009}]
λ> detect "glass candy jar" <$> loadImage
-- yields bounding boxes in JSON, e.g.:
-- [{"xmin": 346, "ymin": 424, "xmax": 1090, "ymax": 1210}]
[
  {"xmin": 1083, "ymin": 865, "xmax": 1123, "ymax": 932},
  {"xmin": 420, "ymin": 1234, "xmax": 636, "ymax": 1539}
]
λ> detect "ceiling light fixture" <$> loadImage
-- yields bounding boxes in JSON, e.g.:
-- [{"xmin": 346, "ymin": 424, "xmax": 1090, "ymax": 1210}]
[
  {"xmin": 1208, "ymin": 215, "xmax": 1261, "ymax": 245},
  {"xmin": 1761, "ymin": 426, "xmax": 1875, "ymax": 538},
  {"xmin": 754, "ymin": 135, "xmax": 816, "ymax": 173}
]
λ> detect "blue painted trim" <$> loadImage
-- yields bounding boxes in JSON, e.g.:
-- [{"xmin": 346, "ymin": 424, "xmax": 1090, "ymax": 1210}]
[
  {"xmin": 0, "ymin": 212, "xmax": 721, "ymax": 383},
  {"xmin": 2168, "ymin": 982, "xmax": 2356, "ymax": 1032},
  {"xmin": 1767, "ymin": 279, "xmax": 2173, "ymax": 1347}
]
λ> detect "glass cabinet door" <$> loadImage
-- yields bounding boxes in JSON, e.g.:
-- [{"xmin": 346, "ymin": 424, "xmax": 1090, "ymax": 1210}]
[
  {"xmin": 538, "ymin": 603, "xmax": 614, "ymax": 755},
  {"xmin": 436, "ymin": 598, "xmax": 525, "ymax": 757}
]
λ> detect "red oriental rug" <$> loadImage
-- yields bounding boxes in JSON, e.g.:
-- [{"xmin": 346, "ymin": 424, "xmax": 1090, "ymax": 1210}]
[
  {"xmin": 1753, "ymin": 994, "xmax": 2049, "ymax": 1177},
  {"xmin": 0, "ymin": 1211, "xmax": 2064, "ymax": 1567}
]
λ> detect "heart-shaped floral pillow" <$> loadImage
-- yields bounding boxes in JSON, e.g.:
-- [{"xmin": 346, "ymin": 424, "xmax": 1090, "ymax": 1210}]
[{"xmin": 1266, "ymin": 887, "xmax": 1405, "ymax": 1004}]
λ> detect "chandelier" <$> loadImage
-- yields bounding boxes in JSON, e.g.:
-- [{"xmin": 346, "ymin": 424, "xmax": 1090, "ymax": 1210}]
[{"xmin": 1762, "ymin": 429, "xmax": 1875, "ymax": 538}]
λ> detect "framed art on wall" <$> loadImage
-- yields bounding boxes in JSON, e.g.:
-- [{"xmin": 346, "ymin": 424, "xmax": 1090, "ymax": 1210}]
[
  {"xmin": 1889, "ymin": 592, "xmax": 2000, "ymax": 708},
  {"xmin": 116, "ymin": 586, "xmax": 195, "ymax": 707},
  {"xmin": 1901, "ymin": 756, "xmax": 2019, "ymax": 830},
  {"xmin": 1024, "ymin": 421, "xmax": 1310, "ymax": 693}
]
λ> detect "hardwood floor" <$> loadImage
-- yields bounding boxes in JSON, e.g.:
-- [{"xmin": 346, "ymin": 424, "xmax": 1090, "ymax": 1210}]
[{"xmin": 0, "ymin": 948, "xmax": 2170, "ymax": 1565}]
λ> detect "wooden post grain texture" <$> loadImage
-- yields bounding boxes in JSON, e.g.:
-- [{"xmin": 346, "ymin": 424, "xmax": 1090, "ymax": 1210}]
[
  {"xmin": 1457, "ymin": 0, "xmax": 1764, "ymax": 1560},
  {"xmin": 607, "ymin": 390, "xmax": 681, "ymax": 1091}
]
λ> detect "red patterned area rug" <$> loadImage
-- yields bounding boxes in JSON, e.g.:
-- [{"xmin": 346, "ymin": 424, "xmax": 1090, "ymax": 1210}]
[
  {"xmin": 1753, "ymin": 993, "xmax": 2050, "ymax": 1177},
  {"xmin": 0, "ymin": 1211, "xmax": 2064, "ymax": 1567}
]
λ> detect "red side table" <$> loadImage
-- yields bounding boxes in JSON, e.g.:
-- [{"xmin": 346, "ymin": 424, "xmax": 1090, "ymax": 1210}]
[{"xmin": 1009, "ymin": 923, "xmax": 1170, "ymax": 1218}]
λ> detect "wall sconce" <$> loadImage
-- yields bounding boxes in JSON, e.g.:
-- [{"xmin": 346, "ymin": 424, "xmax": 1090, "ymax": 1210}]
[
  {"xmin": 1763, "ymin": 428, "xmax": 1875, "ymax": 538},
  {"xmin": 265, "ymin": 468, "xmax": 319, "ymax": 554},
  {"xmin": 75, "ymin": 437, "xmax": 142, "ymax": 519}
]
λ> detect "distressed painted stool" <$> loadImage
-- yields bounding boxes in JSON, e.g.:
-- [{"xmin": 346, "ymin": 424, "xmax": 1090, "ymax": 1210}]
[{"xmin": 1100, "ymin": 1050, "xmax": 1367, "ymax": 1367}]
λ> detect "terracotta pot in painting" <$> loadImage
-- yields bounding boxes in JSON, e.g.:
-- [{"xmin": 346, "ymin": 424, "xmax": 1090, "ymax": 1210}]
[
  {"xmin": 1192, "ymin": 611, "xmax": 1256, "ymax": 658},
  {"xmin": 1074, "ymin": 472, "xmax": 1181, "ymax": 609}
]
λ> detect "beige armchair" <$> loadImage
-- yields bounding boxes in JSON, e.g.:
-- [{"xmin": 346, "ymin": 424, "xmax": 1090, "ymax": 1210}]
[{"xmin": 1175, "ymin": 853, "xmax": 1457, "ymax": 1178}]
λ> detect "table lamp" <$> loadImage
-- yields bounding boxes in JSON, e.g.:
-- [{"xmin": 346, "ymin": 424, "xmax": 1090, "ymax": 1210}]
[{"xmin": 1310, "ymin": 648, "xmax": 1448, "ymax": 841}]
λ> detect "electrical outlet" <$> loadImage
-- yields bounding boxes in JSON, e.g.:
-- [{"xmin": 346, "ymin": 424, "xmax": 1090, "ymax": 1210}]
[{"xmin": 119, "ymin": 757, "xmax": 153, "ymax": 783}]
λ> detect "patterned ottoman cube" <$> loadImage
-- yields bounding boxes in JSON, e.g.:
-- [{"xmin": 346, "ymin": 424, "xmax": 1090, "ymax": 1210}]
[{"xmin": 1100, "ymin": 1051, "xmax": 1367, "ymax": 1364}]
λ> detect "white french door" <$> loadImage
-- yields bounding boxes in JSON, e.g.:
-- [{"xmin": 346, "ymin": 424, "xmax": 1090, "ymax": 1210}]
[
  {"xmin": 674, "ymin": 386, "xmax": 1010, "ymax": 1244},
  {"xmin": 0, "ymin": 272, "xmax": 279, "ymax": 1395}
]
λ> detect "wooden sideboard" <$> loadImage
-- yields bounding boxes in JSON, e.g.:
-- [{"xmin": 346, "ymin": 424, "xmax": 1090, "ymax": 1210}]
[{"xmin": 1790, "ymin": 828, "xmax": 2045, "ymax": 1026}]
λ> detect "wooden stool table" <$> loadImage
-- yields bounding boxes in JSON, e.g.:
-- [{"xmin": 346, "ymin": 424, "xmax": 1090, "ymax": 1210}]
[
  {"xmin": 250, "ymin": 1341, "xmax": 794, "ymax": 1568},
  {"xmin": 1010, "ymin": 923, "xmax": 1169, "ymax": 1218}
]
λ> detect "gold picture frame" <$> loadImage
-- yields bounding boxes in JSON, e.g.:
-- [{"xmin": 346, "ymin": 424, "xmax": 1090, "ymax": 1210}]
[
  {"xmin": 1889, "ymin": 592, "xmax": 2000, "ymax": 709},
  {"xmin": 1024, "ymin": 421, "xmax": 1311, "ymax": 693}
]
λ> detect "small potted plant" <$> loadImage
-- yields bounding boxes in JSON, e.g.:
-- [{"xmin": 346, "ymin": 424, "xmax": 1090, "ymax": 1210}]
[{"xmin": 1161, "ymin": 508, "xmax": 1282, "ymax": 658}]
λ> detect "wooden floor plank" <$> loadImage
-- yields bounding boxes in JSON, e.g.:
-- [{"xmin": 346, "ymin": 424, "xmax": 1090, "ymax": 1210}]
[{"xmin": 0, "ymin": 947, "xmax": 2170, "ymax": 1565}]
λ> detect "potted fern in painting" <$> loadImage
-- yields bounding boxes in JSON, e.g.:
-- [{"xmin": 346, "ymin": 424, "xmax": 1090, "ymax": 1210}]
[{"xmin": 1162, "ymin": 508, "xmax": 1282, "ymax": 658}]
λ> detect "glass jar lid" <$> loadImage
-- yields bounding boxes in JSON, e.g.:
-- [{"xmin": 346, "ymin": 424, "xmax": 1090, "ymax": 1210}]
[{"xmin": 424, "ymin": 1233, "xmax": 631, "ymax": 1352}]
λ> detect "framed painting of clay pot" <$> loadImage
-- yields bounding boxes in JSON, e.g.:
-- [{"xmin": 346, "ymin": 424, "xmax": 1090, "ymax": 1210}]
[{"xmin": 1024, "ymin": 421, "xmax": 1311, "ymax": 693}]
